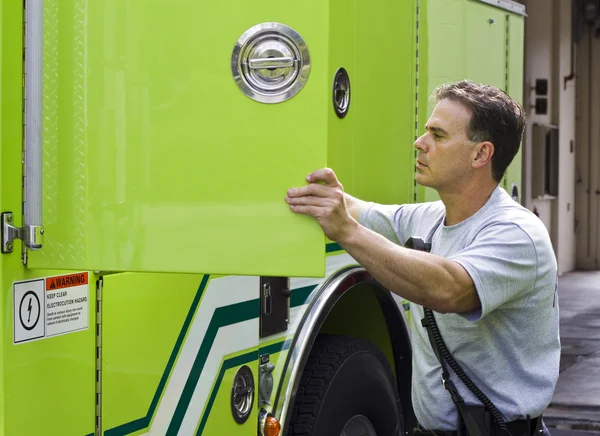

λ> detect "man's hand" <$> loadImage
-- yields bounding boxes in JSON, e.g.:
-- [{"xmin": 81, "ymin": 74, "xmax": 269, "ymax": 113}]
[{"xmin": 286, "ymin": 168, "xmax": 358, "ymax": 243}]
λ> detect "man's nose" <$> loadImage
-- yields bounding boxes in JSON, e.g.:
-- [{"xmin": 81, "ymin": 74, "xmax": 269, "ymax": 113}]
[{"xmin": 414, "ymin": 134, "xmax": 429, "ymax": 152}]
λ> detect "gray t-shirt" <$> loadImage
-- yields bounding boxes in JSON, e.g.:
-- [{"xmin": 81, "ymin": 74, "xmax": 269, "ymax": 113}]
[{"xmin": 358, "ymin": 186, "xmax": 560, "ymax": 430}]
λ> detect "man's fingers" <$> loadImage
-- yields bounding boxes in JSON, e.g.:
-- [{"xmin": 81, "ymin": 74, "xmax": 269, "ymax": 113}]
[
  {"xmin": 285, "ymin": 194, "xmax": 329, "ymax": 207},
  {"xmin": 306, "ymin": 168, "xmax": 341, "ymax": 187},
  {"xmin": 289, "ymin": 204, "xmax": 318, "ymax": 217},
  {"xmin": 287, "ymin": 183, "xmax": 334, "ymax": 199}
]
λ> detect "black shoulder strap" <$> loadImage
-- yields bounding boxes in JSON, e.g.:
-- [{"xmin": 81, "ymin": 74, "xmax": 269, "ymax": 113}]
[
  {"xmin": 405, "ymin": 237, "xmax": 497, "ymax": 436},
  {"xmin": 421, "ymin": 309, "xmax": 489, "ymax": 436},
  {"xmin": 420, "ymin": 310, "xmax": 457, "ymax": 400}
]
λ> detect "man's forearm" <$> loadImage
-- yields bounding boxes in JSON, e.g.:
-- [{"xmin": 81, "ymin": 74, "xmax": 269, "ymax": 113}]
[
  {"xmin": 345, "ymin": 193, "xmax": 370, "ymax": 221},
  {"xmin": 339, "ymin": 222, "xmax": 479, "ymax": 313}
]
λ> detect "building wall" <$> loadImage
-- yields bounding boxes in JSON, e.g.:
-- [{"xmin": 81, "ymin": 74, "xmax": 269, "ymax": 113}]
[
  {"xmin": 556, "ymin": 0, "xmax": 577, "ymax": 273},
  {"xmin": 523, "ymin": 0, "xmax": 577, "ymax": 274},
  {"xmin": 523, "ymin": 0, "xmax": 554, "ymax": 218},
  {"xmin": 575, "ymin": 20, "xmax": 600, "ymax": 270}
]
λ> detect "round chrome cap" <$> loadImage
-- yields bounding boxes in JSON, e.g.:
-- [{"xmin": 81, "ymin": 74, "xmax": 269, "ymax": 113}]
[
  {"xmin": 231, "ymin": 365, "xmax": 254, "ymax": 424},
  {"xmin": 333, "ymin": 67, "xmax": 351, "ymax": 118},
  {"xmin": 231, "ymin": 22, "xmax": 311, "ymax": 104}
]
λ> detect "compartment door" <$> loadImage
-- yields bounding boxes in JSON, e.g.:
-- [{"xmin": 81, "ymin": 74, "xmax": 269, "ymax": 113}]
[
  {"xmin": 27, "ymin": 1, "xmax": 328, "ymax": 277},
  {"xmin": 504, "ymin": 14, "xmax": 525, "ymax": 200},
  {"xmin": 100, "ymin": 273, "xmax": 261, "ymax": 435},
  {"xmin": 466, "ymin": 2, "xmax": 524, "ymax": 198},
  {"xmin": 465, "ymin": 1, "xmax": 507, "ymax": 90}
]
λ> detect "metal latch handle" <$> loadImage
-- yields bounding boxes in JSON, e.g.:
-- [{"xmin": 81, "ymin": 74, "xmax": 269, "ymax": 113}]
[{"xmin": 248, "ymin": 57, "xmax": 294, "ymax": 69}]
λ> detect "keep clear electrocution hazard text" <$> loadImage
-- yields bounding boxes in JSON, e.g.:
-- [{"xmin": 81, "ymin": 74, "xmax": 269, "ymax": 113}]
[
  {"xmin": 13, "ymin": 272, "xmax": 89, "ymax": 344},
  {"xmin": 46, "ymin": 272, "xmax": 89, "ymax": 337}
]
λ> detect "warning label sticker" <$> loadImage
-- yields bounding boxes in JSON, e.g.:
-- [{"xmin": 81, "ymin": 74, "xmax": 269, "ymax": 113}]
[
  {"xmin": 46, "ymin": 272, "xmax": 89, "ymax": 337},
  {"xmin": 14, "ymin": 272, "xmax": 89, "ymax": 344},
  {"xmin": 46, "ymin": 272, "xmax": 88, "ymax": 291}
]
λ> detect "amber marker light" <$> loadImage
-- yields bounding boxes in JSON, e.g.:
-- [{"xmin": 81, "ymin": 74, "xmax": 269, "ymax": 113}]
[{"xmin": 264, "ymin": 416, "xmax": 281, "ymax": 436}]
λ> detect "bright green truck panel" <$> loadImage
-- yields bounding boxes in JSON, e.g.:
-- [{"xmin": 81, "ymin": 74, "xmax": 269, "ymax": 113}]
[
  {"xmin": 3, "ymin": 273, "xmax": 96, "ymax": 436},
  {"xmin": 28, "ymin": 0, "xmax": 329, "ymax": 277},
  {"xmin": 199, "ymin": 358, "xmax": 260, "ymax": 435},
  {"xmin": 327, "ymin": 0, "xmax": 415, "ymax": 206},
  {"xmin": 423, "ymin": 0, "xmax": 467, "ymax": 97},
  {"xmin": 351, "ymin": 1, "xmax": 415, "ymax": 205},
  {"xmin": 198, "ymin": 338, "xmax": 292, "ymax": 435},
  {"xmin": 504, "ymin": 14, "xmax": 525, "ymax": 200},
  {"xmin": 419, "ymin": 0, "xmax": 469, "ymax": 203},
  {"xmin": 465, "ymin": 2, "xmax": 507, "ymax": 90},
  {"xmin": 101, "ymin": 272, "xmax": 207, "ymax": 435},
  {"xmin": 418, "ymin": 0, "xmax": 525, "ymax": 203},
  {"xmin": 466, "ymin": 4, "xmax": 524, "ymax": 200},
  {"xmin": 101, "ymin": 273, "xmax": 265, "ymax": 436},
  {"xmin": 3, "ymin": 2, "xmax": 94, "ymax": 435},
  {"xmin": 327, "ymin": 0, "xmax": 356, "ymax": 196}
]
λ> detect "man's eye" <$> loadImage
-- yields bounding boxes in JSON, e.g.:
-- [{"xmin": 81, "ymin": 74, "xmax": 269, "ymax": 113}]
[{"xmin": 433, "ymin": 133, "xmax": 442, "ymax": 139}]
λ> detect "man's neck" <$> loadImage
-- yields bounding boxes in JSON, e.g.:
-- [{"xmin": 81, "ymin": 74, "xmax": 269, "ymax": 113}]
[{"xmin": 439, "ymin": 181, "xmax": 497, "ymax": 226}]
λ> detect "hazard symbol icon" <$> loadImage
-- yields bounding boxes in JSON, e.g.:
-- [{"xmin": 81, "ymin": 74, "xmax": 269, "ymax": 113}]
[
  {"xmin": 14, "ymin": 279, "xmax": 45, "ymax": 344},
  {"xmin": 19, "ymin": 290, "xmax": 40, "ymax": 331}
]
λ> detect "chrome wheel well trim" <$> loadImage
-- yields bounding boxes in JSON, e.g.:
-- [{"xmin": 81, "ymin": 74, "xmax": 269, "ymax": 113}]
[
  {"xmin": 272, "ymin": 266, "xmax": 412, "ymax": 434},
  {"xmin": 272, "ymin": 264, "xmax": 358, "ymax": 427}
]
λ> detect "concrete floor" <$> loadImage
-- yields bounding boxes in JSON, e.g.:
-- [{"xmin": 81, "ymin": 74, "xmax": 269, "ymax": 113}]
[{"xmin": 544, "ymin": 271, "xmax": 600, "ymax": 434}]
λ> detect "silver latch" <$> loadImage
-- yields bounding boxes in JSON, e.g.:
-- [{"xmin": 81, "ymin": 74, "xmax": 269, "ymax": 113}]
[
  {"xmin": 231, "ymin": 22, "xmax": 311, "ymax": 104},
  {"xmin": 2, "ymin": 212, "xmax": 44, "ymax": 253},
  {"xmin": 249, "ymin": 57, "xmax": 295, "ymax": 70}
]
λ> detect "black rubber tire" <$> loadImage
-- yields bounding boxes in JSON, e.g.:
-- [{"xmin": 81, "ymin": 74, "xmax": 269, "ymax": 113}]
[{"xmin": 286, "ymin": 334, "xmax": 402, "ymax": 436}]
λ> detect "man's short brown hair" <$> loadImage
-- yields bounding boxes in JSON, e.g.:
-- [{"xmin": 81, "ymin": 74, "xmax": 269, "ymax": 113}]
[{"xmin": 432, "ymin": 80, "xmax": 527, "ymax": 182}]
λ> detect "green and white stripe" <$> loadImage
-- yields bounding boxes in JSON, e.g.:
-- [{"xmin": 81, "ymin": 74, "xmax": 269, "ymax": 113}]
[{"xmin": 104, "ymin": 251, "xmax": 357, "ymax": 435}]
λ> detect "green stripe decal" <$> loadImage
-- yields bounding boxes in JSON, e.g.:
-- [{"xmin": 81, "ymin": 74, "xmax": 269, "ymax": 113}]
[
  {"xmin": 326, "ymin": 242, "xmax": 343, "ymax": 253},
  {"xmin": 166, "ymin": 299, "xmax": 259, "ymax": 435},
  {"xmin": 104, "ymin": 280, "xmax": 317, "ymax": 436},
  {"xmin": 195, "ymin": 340, "xmax": 292, "ymax": 435},
  {"xmin": 290, "ymin": 284, "xmax": 318, "ymax": 308},
  {"xmin": 104, "ymin": 274, "xmax": 210, "ymax": 436}
]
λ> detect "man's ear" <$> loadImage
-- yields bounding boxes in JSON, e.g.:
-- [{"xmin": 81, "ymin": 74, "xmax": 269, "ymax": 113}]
[{"xmin": 472, "ymin": 141, "xmax": 494, "ymax": 169}]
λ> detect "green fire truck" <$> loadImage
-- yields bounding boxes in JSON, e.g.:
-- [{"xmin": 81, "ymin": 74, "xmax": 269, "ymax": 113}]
[{"xmin": 0, "ymin": 0, "xmax": 525, "ymax": 435}]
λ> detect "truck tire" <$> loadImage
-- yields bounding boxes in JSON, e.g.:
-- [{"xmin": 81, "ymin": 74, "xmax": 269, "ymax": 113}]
[{"xmin": 286, "ymin": 334, "xmax": 403, "ymax": 436}]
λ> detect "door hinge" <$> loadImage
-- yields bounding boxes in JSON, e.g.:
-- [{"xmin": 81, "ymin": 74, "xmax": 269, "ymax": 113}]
[
  {"xmin": 413, "ymin": 0, "xmax": 421, "ymax": 204},
  {"xmin": 1, "ymin": 212, "xmax": 43, "ymax": 256},
  {"xmin": 505, "ymin": 14, "xmax": 510, "ymax": 93},
  {"xmin": 95, "ymin": 278, "xmax": 103, "ymax": 436},
  {"xmin": 19, "ymin": 0, "xmax": 45, "ymax": 254}
]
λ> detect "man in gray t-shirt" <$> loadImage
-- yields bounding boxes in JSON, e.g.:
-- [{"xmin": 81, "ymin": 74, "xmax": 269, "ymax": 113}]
[
  {"xmin": 286, "ymin": 80, "xmax": 560, "ymax": 435},
  {"xmin": 359, "ymin": 187, "xmax": 559, "ymax": 431}
]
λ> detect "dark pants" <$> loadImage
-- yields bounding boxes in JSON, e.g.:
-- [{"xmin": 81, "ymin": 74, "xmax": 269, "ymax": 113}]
[{"xmin": 414, "ymin": 418, "xmax": 551, "ymax": 436}]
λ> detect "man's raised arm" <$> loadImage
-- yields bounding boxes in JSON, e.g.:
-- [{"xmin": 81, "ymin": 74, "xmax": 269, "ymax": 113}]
[{"xmin": 345, "ymin": 193, "xmax": 370, "ymax": 221}]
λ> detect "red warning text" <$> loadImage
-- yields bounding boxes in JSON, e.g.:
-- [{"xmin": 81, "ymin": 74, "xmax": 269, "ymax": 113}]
[{"xmin": 46, "ymin": 272, "xmax": 89, "ymax": 291}]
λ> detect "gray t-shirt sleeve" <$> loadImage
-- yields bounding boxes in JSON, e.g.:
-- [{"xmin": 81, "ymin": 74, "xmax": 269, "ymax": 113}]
[
  {"xmin": 358, "ymin": 203, "xmax": 405, "ymax": 245},
  {"xmin": 449, "ymin": 223, "xmax": 538, "ymax": 321},
  {"xmin": 358, "ymin": 202, "xmax": 442, "ymax": 246}
]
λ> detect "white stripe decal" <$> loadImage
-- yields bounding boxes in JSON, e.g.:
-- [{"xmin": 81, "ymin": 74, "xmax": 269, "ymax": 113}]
[
  {"xmin": 179, "ymin": 319, "xmax": 258, "ymax": 435},
  {"xmin": 149, "ymin": 276, "xmax": 258, "ymax": 435}
]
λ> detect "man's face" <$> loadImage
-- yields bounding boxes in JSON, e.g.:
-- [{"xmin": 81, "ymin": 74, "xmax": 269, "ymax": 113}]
[{"xmin": 414, "ymin": 99, "xmax": 478, "ymax": 192}]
